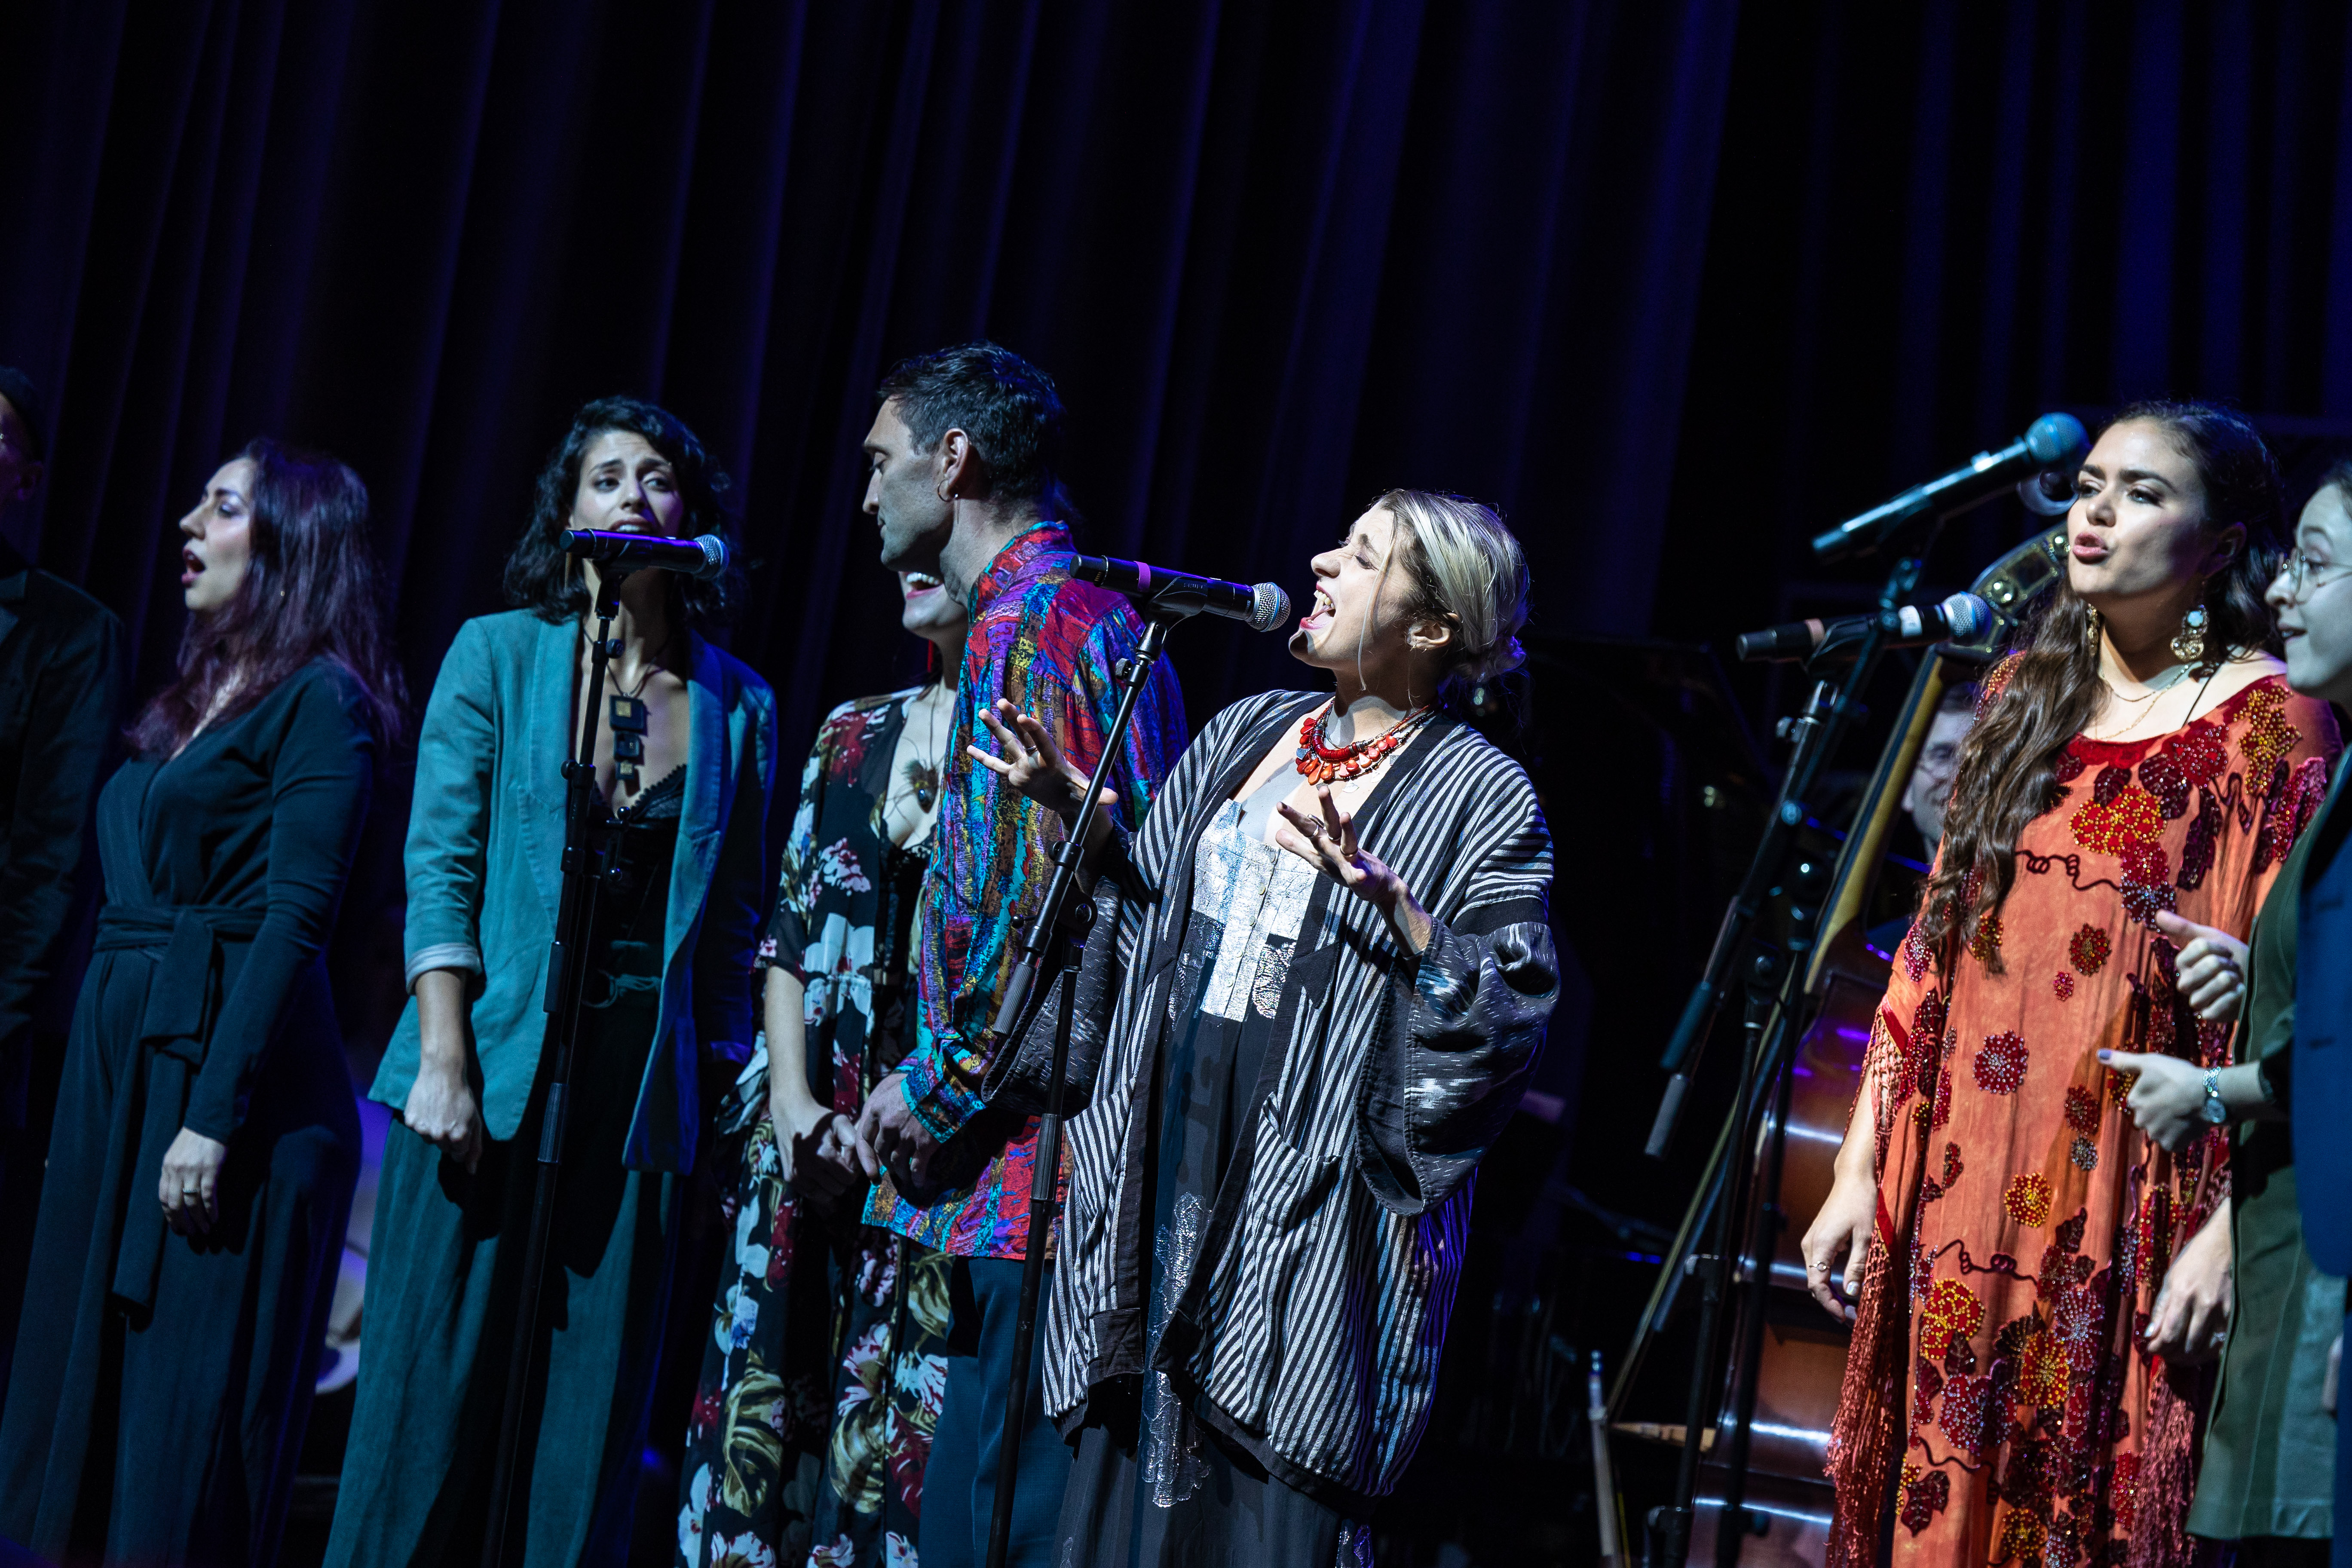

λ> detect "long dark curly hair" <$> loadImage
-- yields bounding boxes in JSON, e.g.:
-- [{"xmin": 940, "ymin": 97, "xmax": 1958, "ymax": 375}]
[
  {"xmin": 1918, "ymin": 400, "xmax": 2286, "ymax": 956},
  {"xmin": 502, "ymin": 396, "xmax": 745, "ymax": 628},
  {"xmin": 129, "ymin": 439, "xmax": 405, "ymax": 757}
]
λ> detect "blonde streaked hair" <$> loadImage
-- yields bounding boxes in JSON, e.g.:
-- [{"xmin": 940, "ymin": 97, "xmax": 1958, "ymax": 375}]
[{"xmin": 1373, "ymin": 488, "xmax": 1531, "ymax": 706}]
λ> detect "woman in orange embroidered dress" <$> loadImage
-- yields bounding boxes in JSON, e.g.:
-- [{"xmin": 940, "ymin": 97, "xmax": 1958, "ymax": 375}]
[{"xmin": 1802, "ymin": 402, "xmax": 2340, "ymax": 1568}]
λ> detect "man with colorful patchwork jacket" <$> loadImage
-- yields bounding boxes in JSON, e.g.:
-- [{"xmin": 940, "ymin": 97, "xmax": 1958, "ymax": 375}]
[{"xmin": 850, "ymin": 343, "xmax": 1186, "ymax": 1568}]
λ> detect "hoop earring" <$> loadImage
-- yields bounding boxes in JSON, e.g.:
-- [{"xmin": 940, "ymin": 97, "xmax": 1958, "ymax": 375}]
[
  {"xmin": 2083, "ymin": 605, "xmax": 2103, "ymax": 660},
  {"xmin": 2171, "ymin": 603, "xmax": 2210, "ymax": 665}
]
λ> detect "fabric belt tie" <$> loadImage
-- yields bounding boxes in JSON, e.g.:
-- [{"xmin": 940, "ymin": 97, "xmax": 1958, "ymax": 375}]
[{"xmin": 93, "ymin": 902, "xmax": 265, "ymax": 1308}]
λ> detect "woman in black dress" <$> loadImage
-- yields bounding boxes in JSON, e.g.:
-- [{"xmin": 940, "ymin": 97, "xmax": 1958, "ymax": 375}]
[{"xmin": 0, "ymin": 440, "xmax": 403, "ymax": 1566}]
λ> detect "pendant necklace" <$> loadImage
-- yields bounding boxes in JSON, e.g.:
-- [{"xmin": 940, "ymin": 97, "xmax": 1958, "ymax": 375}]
[
  {"xmin": 604, "ymin": 637, "xmax": 672, "ymax": 796},
  {"xmin": 900, "ymin": 684, "xmax": 948, "ymax": 815}
]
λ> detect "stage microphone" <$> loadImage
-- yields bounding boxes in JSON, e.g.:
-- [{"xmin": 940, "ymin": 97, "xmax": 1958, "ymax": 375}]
[
  {"xmin": 1810, "ymin": 412, "xmax": 2091, "ymax": 561},
  {"xmin": 1735, "ymin": 591, "xmax": 1995, "ymax": 662},
  {"xmin": 1074, "ymin": 555, "xmax": 1292, "ymax": 632},
  {"xmin": 561, "ymin": 528, "xmax": 730, "ymax": 580}
]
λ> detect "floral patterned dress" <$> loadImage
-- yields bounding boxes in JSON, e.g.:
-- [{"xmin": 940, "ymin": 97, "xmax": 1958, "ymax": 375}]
[
  {"xmin": 677, "ymin": 687, "xmax": 953, "ymax": 1568},
  {"xmin": 1825, "ymin": 670, "xmax": 2339, "ymax": 1568}
]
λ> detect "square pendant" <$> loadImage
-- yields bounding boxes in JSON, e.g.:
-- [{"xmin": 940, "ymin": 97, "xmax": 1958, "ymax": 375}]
[
  {"xmin": 614, "ymin": 731, "xmax": 645, "ymax": 763},
  {"xmin": 608, "ymin": 695, "xmax": 648, "ymax": 733}
]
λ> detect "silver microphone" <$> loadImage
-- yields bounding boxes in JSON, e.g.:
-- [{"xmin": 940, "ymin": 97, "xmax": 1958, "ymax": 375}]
[
  {"xmin": 561, "ymin": 529, "xmax": 730, "ymax": 580},
  {"xmin": 1073, "ymin": 555, "xmax": 1292, "ymax": 632}
]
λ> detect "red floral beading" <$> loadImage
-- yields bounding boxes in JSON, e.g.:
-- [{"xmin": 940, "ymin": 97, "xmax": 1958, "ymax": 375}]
[
  {"xmin": 2069, "ymin": 787, "xmax": 2162, "ymax": 858},
  {"xmin": 2005, "ymin": 1171, "xmax": 2054, "ymax": 1228},
  {"xmin": 2239, "ymin": 683, "xmax": 2299, "ymax": 790},
  {"xmin": 1973, "ymin": 1031, "xmax": 2029, "ymax": 1095},
  {"xmin": 1920, "ymin": 1278, "xmax": 1984, "ymax": 1360}
]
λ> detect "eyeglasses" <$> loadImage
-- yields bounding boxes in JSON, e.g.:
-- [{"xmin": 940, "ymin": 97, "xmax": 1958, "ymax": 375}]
[{"xmin": 2278, "ymin": 548, "xmax": 2352, "ymax": 602}]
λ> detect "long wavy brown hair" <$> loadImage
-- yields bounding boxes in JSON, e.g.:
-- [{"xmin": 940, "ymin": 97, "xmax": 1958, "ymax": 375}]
[
  {"xmin": 1917, "ymin": 400, "xmax": 2286, "ymax": 957},
  {"xmin": 130, "ymin": 439, "xmax": 405, "ymax": 756}
]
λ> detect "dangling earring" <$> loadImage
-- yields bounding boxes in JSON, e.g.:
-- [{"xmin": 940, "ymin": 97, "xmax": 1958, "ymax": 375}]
[
  {"xmin": 2084, "ymin": 605, "xmax": 2103, "ymax": 660},
  {"xmin": 2171, "ymin": 603, "xmax": 2210, "ymax": 665}
]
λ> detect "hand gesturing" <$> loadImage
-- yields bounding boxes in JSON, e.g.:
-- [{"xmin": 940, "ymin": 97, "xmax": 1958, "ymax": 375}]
[
  {"xmin": 969, "ymin": 700, "xmax": 1114, "ymax": 821},
  {"xmin": 1272, "ymin": 784, "xmax": 1433, "ymax": 952}
]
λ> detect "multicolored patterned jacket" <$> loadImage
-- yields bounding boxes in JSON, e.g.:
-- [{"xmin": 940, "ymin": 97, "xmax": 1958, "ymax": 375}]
[{"xmin": 865, "ymin": 521, "xmax": 1188, "ymax": 1257}]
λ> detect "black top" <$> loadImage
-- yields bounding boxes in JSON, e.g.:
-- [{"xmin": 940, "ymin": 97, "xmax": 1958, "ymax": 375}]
[
  {"xmin": 583, "ymin": 763, "xmax": 685, "ymax": 1006},
  {"xmin": 96, "ymin": 661, "xmax": 375, "ymax": 1141},
  {"xmin": 0, "ymin": 543, "xmax": 124, "ymax": 1069}
]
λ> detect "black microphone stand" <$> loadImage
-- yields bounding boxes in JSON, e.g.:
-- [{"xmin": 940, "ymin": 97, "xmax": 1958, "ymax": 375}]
[
  {"xmin": 1639, "ymin": 545, "xmax": 1927, "ymax": 1568},
  {"xmin": 481, "ymin": 566, "xmax": 632, "ymax": 1568},
  {"xmin": 981, "ymin": 609, "xmax": 1180, "ymax": 1568}
]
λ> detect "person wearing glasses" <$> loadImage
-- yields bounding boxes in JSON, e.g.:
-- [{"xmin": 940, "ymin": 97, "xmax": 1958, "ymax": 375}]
[
  {"xmin": 1800, "ymin": 403, "xmax": 2341, "ymax": 1565},
  {"xmin": 2105, "ymin": 466, "xmax": 2352, "ymax": 1563}
]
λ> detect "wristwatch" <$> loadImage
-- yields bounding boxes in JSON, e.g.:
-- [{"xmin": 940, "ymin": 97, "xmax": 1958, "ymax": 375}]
[{"xmin": 2200, "ymin": 1066, "xmax": 2228, "ymax": 1126}]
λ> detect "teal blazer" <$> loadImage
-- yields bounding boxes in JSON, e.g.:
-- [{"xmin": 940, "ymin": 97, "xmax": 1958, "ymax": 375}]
[{"xmin": 375, "ymin": 610, "xmax": 775, "ymax": 1172}]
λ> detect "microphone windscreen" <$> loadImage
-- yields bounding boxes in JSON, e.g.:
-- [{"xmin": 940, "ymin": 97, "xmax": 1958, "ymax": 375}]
[
  {"xmin": 1249, "ymin": 582, "xmax": 1292, "ymax": 633},
  {"xmin": 693, "ymin": 534, "xmax": 728, "ymax": 580},
  {"xmin": 1941, "ymin": 591, "xmax": 1995, "ymax": 643},
  {"xmin": 2024, "ymin": 412, "xmax": 2090, "ymax": 469}
]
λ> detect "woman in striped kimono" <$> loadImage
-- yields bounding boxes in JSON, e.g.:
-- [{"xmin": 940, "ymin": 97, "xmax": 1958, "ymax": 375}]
[{"xmin": 973, "ymin": 490, "xmax": 1558, "ymax": 1567}]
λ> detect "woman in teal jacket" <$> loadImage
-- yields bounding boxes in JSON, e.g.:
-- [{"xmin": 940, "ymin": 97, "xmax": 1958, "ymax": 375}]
[{"xmin": 327, "ymin": 398, "xmax": 775, "ymax": 1568}]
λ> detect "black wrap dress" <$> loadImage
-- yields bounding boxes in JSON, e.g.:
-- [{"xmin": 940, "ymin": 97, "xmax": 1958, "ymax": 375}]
[{"xmin": 0, "ymin": 662, "xmax": 374, "ymax": 1567}]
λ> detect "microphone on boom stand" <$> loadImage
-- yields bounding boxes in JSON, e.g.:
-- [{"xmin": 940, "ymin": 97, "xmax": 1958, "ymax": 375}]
[
  {"xmin": 1810, "ymin": 412, "xmax": 2089, "ymax": 561},
  {"xmin": 1734, "ymin": 592, "xmax": 1994, "ymax": 663},
  {"xmin": 1074, "ymin": 555, "xmax": 1292, "ymax": 632},
  {"xmin": 562, "ymin": 528, "xmax": 731, "ymax": 579}
]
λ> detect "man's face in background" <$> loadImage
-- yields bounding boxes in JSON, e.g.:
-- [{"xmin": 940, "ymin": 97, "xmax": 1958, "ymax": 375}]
[{"xmin": 1902, "ymin": 705, "xmax": 1974, "ymax": 851}]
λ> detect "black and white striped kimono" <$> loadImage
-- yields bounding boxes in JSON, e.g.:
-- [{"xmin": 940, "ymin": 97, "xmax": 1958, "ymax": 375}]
[{"xmin": 995, "ymin": 689, "xmax": 1558, "ymax": 1510}]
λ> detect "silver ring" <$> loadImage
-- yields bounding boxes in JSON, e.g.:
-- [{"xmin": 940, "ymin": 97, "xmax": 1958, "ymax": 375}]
[{"xmin": 1302, "ymin": 818, "xmax": 1326, "ymax": 841}]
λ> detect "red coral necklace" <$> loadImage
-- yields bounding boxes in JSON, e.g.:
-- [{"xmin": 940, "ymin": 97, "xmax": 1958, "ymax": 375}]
[{"xmin": 1294, "ymin": 700, "xmax": 1433, "ymax": 786}]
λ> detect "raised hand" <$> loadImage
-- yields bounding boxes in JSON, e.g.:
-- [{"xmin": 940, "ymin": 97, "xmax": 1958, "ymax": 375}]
[
  {"xmin": 2152, "ymin": 910, "xmax": 2249, "ymax": 1021},
  {"xmin": 1272, "ymin": 784, "xmax": 1433, "ymax": 953},
  {"xmin": 969, "ymin": 699, "xmax": 1113, "ymax": 821},
  {"xmin": 2099, "ymin": 1048, "xmax": 2207, "ymax": 1152}
]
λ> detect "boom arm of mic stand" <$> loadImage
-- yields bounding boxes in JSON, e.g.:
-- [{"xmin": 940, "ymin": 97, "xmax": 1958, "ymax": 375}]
[
  {"xmin": 981, "ymin": 612, "xmax": 1175, "ymax": 1568},
  {"xmin": 1645, "ymin": 555, "xmax": 1923, "ymax": 1158}
]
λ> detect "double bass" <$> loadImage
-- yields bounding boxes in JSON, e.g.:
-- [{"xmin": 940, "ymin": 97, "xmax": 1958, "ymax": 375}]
[{"xmin": 1613, "ymin": 527, "xmax": 2068, "ymax": 1566}]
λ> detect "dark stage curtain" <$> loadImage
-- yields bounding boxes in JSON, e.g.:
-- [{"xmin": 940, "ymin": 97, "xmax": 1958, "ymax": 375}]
[
  {"xmin": 21, "ymin": 0, "xmax": 2352, "ymax": 1555},
  {"xmin": 1667, "ymin": 0, "xmax": 2352, "ymax": 640},
  {"xmin": 0, "ymin": 0, "xmax": 1739, "ymax": 770}
]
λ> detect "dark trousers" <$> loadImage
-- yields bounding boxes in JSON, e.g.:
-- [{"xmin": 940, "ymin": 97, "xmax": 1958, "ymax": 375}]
[{"xmin": 922, "ymin": 1256, "xmax": 1075, "ymax": 1568}]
